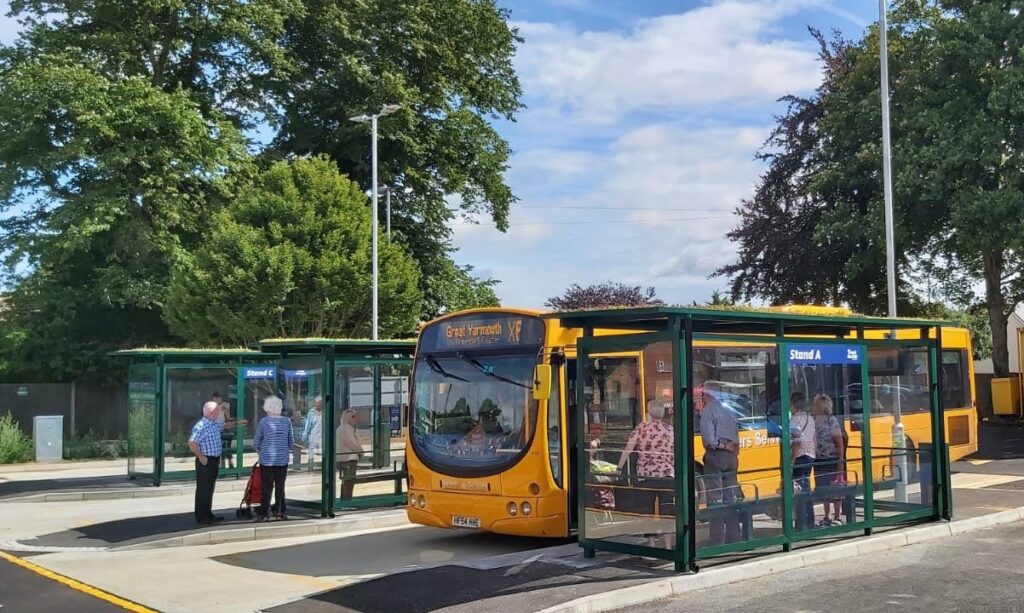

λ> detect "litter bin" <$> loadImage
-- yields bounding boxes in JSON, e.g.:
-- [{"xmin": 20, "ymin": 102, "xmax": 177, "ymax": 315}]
[
  {"xmin": 992, "ymin": 376, "xmax": 1020, "ymax": 416},
  {"xmin": 33, "ymin": 415, "xmax": 63, "ymax": 462}
]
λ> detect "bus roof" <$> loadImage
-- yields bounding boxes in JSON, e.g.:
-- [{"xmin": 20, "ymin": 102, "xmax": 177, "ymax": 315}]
[{"xmin": 545, "ymin": 305, "xmax": 951, "ymax": 336}]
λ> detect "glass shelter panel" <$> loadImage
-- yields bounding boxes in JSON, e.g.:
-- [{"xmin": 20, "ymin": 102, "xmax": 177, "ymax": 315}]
[
  {"xmin": 275, "ymin": 358, "xmax": 324, "ymax": 506},
  {"xmin": 580, "ymin": 340, "xmax": 678, "ymax": 556},
  {"xmin": 694, "ymin": 345, "xmax": 785, "ymax": 555},
  {"xmin": 866, "ymin": 345, "xmax": 937, "ymax": 522},
  {"xmin": 127, "ymin": 363, "xmax": 158, "ymax": 477},
  {"xmin": 785, "ymin": 346, "xmax": 866, "ymax": 540},
  {"xmin": 163, "ymin": 367, "xmax": 238, "ymax": 477},
  {"xmin": 335, "ymin": 363, "xmax": 410, "ymax": 507}
]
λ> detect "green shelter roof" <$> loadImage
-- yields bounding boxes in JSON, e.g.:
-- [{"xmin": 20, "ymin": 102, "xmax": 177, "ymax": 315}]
[
  {"xmin": 258, "ymin": 337, "xmax": 415, "ymax": 355},
  {"xmin": 111, "ymin": 347, "xmax": 274, "ymax": 359}
]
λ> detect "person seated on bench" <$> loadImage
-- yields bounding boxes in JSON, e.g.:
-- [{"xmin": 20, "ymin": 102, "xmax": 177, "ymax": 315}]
[
  {"xmin": 617, "ymin": 398, "xmax": 675, "ymax": 550},
  {"xmin": 336, "ymin": 408, "xmax": 364, "ymax": 500},
  {"xmin": 700, "ymin": 383, "xmax": 742, "ymax": 546}
]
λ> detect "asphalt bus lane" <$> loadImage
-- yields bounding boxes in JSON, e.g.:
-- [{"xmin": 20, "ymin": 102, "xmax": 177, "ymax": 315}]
[{"xmin": 0, "ymin": 552, "xmax": 128, "ymax": 612}]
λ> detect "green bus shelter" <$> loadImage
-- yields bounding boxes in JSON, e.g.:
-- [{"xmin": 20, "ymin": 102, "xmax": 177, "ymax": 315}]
[
  {"xmin": 117, "ymin": 348, "xmax": 277, "ymax": 485},
  {"xmin": 552, "ymin": 306, "xmax": 953, "ymax": 572},
  {"xmin": 257, "ymin": 338, "xmax": 415, "ymax": 516}
]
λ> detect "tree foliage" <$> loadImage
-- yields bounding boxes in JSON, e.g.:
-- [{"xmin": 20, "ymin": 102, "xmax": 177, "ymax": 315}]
[
  {"xmin": 545, "ymin": 282, "xmax": 663, "ymax": 312},
  {"xmin": 719, "ymin": 4, "xmax": 1024, "ymax": 375},
  {"xmin": 0, "ymin": 55, "xmax": 248, "ymax": 383},
  {"xmin": 0, "ymin": 0, "xmax": 519, "ymax": 381},
  {"xmin": 165, "ymin": 157, "xmax": 422, "ymax": 344},
  {"xmin": 269, "ymin": 0, "xmax": 521, "ymax": 317}
]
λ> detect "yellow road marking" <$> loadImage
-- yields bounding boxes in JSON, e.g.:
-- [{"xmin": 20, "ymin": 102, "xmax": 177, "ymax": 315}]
[
  {"xmin": 0, "ymin": 551, "xmax": 158, "ymax": 613},
  {"xmin": 967, "ymin": 459, "xmax": 993, "ymax": 466}
]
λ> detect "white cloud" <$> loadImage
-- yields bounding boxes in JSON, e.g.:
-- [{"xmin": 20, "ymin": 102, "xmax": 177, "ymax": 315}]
[
  {"xmin": 454, "ymin": 122, "xmax": 766, "ymax": 307},
  {"xmin": 507, "ymin": 147, "xmax": 601, "ymax": 185},
  {"xmin": 514, "ymin": 0, "xmax": 823, "ymax": 123}
]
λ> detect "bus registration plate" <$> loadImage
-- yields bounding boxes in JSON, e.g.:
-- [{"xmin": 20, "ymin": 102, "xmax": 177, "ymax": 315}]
[{"xmin": 452, "ymin": 515, "xmax": 481, "ymax": 529}]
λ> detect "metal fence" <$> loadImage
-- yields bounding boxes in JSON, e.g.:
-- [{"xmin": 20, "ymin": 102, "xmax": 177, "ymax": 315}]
[{"xmin": 0, "ymin": 383, "xmax": 127, "ymax": 439}]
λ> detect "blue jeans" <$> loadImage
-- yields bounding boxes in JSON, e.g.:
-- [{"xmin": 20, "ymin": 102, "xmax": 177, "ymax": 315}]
[{"xmin": 792, "ymin": 455, "xmax": 815, "ymax": 529}]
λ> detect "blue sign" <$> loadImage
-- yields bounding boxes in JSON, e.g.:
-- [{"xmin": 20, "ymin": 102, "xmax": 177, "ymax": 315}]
[
  {"xmin": 243, "ymin": 366, "xmax": 277, "ymax": 379},
  {"xmin": 787, "ymin": 345, "xmax": 862, "ymax": 365},
  {"xmin": 281, "ymin": 369, "xmax": 321, "ymax": 378},
  {"xmin": 389, "ymin": 405, "xmax": 402, "ymax": 432}
]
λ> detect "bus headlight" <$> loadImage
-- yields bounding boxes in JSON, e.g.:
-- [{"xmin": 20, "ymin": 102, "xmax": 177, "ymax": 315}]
[
  {"xmin": 521, "ymin": 502, "xmax": 533, "ymax": 516},
  {"xmin": 409, "ymin": 494, "xmax": 416, "ymax": 507},
  {"xmin": 506, "ymin": 501, "xmax": 518, "ymax": 516},
  {"xmin": 417, "ymin": 495, "xmax": 426, "ymax": 509}
]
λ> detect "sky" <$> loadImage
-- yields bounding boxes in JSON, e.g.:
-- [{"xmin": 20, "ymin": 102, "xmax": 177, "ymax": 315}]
[
  {"xmin": 0, "ymin": 0, "xmax": 883, "ymax": 307},
  {"xmin": 451, "ymin": 0, "xmax": 881, "ymax": 308}
]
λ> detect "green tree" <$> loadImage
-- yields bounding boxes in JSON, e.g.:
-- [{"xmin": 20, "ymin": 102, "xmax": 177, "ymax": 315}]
[
  {"xmin": 545, "ymin": 282, "xmax": 663, "ymax": 311},
  {"xmin": 1, "ymin": 0, "xmax": 518, "ymax": 379},
  {"xmin": 719, "ymin": 4, "xmax": 1017, "ymax": 373},
  {"xmin": 0, "ymin": 56, "xmax": 249, "ymax": 382},
  {"xmin": 896, "ymin": 1, "xmax": 1024, "ymax": 376},
  {"xmin": 5, "ymin": 0, "xmax": 301, "ymax": 125},
  {"xmin": 269, "ymin": 0, "xmax": 521, "ymax": 318},
  {"xmin": 165, "ymin": 157, "xmax": 422, "ymax": 344},
  {"xmin": 422, "ymin": 260, "xmax": 500, "ymax": 316}
]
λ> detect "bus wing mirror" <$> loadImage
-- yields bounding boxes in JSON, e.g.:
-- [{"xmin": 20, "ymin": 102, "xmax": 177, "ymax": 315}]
[{"xmin": 533, "ymin": 365, "xmax": 552, "ymax": 401}]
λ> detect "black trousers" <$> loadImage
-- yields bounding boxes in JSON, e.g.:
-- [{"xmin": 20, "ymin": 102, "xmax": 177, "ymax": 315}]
[
  {"xmin": 194, "ymin": 455, "xmax": 220, "ymax": 523},
  {"xmin": 259, "ymin": 465, "xmax": 288, "ymax": 517}
]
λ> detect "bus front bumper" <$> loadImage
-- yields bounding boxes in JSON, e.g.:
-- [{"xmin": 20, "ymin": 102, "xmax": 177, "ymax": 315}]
[{"xmin": 406, "ymin": 490, "xmax": 567, "ymax": 537}]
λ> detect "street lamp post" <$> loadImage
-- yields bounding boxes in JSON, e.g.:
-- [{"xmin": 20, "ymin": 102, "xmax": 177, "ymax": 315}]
[
  {"xmin": 349, "ymin": 104, "xmax": 401, "ymax": 341},
  {"xmin": 878, "ymin": 0, "xmax": 908, "ymax": 502}
]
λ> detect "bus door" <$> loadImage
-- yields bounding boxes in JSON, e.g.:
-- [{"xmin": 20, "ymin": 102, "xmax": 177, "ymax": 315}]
[{"xmin": 566, "ymin": 358, "xmax": 578, "ymax": 527}]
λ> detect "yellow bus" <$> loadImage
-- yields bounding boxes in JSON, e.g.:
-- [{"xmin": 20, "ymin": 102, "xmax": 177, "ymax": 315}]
[{"xmin": 405, "ymin": 307, "xmax": 976, "ymax": 538}]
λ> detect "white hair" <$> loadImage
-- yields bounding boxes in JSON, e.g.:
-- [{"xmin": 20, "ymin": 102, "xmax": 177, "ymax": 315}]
[
  {"xmin": 647, "ymin": 398, "xmax": 666, "ymax": 420},
  {"xmin": 263, "ymin": 396, "xmax": 284, "ymax": 416}
]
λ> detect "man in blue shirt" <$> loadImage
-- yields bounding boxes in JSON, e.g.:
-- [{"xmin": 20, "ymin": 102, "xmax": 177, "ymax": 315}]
[
  {"xmin": 188, "ymin": 401, "xmax": 225, "ymax": 524},
  {"xmin": 700, "ymin": 382, "xmax": 742, "ymax": 546}
]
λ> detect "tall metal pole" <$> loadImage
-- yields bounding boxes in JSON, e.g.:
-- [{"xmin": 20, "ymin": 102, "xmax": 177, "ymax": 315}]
[
  {"xmin": 371, "ymin": 115, "xmax": 379, "ymax": 341},
  {"xmin": 879, "ymin": 0, "xmax": 897, "ymax": 319},
  {"xmin": 879, "ymin": 0, "xmax": 907, "ymax": 502}
]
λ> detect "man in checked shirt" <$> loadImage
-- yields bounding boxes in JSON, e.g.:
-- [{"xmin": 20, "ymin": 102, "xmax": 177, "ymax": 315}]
[{"xmin": 188, "ymin": 401, "xmax": 226, "ymax": 524}]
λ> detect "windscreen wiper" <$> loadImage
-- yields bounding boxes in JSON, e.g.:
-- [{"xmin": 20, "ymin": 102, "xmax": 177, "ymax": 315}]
[
  {"xmin": 425, "ymin": 355, "xmax": 470, "ymax": 382},
  {"xmin": 458, "ymin": 353, "xmax": 531, "ymax": 389}
]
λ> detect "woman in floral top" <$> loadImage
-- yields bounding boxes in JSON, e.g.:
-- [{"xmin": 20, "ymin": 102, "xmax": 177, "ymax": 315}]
[{"xmin": 618, "ymin": 399, "xmax": 674, "ymax": 549}]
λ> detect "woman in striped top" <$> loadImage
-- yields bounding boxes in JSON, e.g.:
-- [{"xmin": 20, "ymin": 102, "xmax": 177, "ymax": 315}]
[{"xmin": 254, "ymin": 396, "xmax": 294, "ymax": 521}]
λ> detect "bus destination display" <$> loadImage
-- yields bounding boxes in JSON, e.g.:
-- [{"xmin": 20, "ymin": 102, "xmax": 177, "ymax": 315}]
[{"xmin": 420, "ymin": 314, "xmax": 545, "ymax": 352}]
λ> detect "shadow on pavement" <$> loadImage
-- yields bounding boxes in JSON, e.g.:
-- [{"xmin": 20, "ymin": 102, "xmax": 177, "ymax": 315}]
[
  {"xmin": 20, "ymin": 504, "xmax": 320, "ymax": 548},
  {"xmin": 969, "ymin": 422, "xmax": 1024, "ymax": 460},
  {"xmin": 0, "ymin": 475, "xmax": 142, "ymax": 500},
  {"xmin": 268, "ymin": 559, "xmax": 671, "ymax": 613},
  {"xmin": 216, "ymin": 527, "xmax": 564, "ymax": 578}
]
